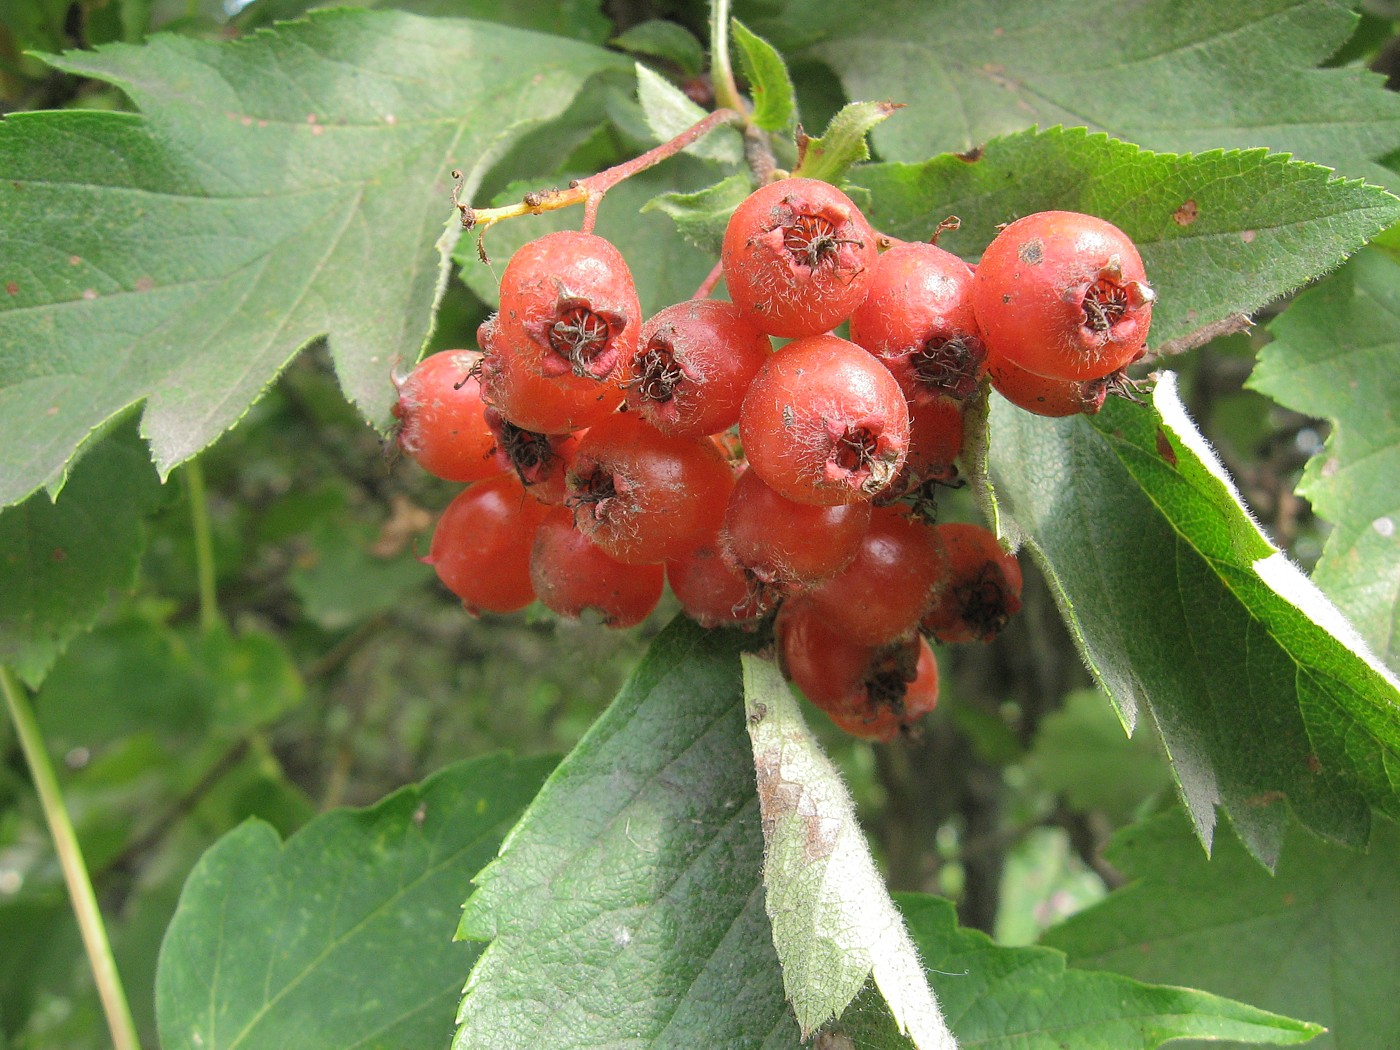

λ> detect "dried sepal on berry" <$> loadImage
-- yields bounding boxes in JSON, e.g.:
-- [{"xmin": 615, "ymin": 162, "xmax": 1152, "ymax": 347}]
[{"xmin": 722, "ymin": 177, "xmax": 877, "ymax": 338}]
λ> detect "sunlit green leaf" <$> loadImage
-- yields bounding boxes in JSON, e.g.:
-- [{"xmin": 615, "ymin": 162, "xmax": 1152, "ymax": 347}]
[
  {"xmin": 779, "ymin": 0, "xmax": 1400, "ymax": 186},
  {"xmin": 0, "ymin": 11, "xmax": 622, "ymax": 507}
]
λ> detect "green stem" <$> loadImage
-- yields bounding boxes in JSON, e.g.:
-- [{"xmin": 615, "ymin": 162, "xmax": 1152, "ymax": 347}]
[
  {"xmin": 1, "ymin": 666, "xmax": 143, "ymax": 1050},
  {"xmin": 182, "ymin": 460, "xmax": 221, "ymax": 633},
  {"xmin": 709, "ymin": 0, "xmax": 744, "ymax": 116}
]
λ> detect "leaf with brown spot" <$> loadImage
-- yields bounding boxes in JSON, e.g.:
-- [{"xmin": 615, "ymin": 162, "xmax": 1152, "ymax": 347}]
[{"xmin": 742, "ymin": 652, "xmax": 955, "ymax": 1048}]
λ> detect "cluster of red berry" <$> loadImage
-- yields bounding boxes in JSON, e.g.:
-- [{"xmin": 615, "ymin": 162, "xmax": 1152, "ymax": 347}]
[{"xmin": 393, "ymin": 177, "xmax": 1153, "ymax": 742}]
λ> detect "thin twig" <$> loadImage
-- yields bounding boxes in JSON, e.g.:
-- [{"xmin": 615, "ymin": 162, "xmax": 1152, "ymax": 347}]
[{"xmin": 453, "ymin": 109, "xmax": 744, "ymax": 235}]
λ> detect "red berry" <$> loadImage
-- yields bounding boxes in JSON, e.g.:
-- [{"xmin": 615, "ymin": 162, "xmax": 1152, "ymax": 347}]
[
  {"xmin": 722, "ymin": 177, "xmax": 877, "ymax": 338},
  {"xmin": 740, "ymin": 334, "xmax": 910, "ymax": 506},
  {"xmin": 972, "ymin": 211, "xmax": 1154, "ymax": 382},
  {"xmin": 878, "ymin": 396, "xmax": 965, "ymax": 508},
  {"xmin": 530, "ymin": 506, "xmax": 663, "ymax": 627},
  {"xmin": 719, "ymin": 466, "xmax": 871, "ymax": 601},
  {"xmin": 392, "ymin": 350, "xmax": 501, "ymax": 483},
  {"xmin": 566, "ymin": 413, "xmax": 732, "ymax": 564},
  {"xmin": 825, "ymin": 637, "xmax": 939, "ymax": 743},
  {"xmin": 921, "ymin": 523, "xmax": 1023, "ymax": 644},
  {"xmin": 624, "ymin": 300, "xmax": 772, "ymax": 437},
  {"xmin": 987, "ymin": 355, "xmax": 1109, "ymax": 417},
  {"xmin": 777, "ymin": 597, "xmax": 940, "ymax": 742},
  {"xmin": 497, "ymin": 230, "xmax": 640, "ymax": 381},
  {"xmin": 478, "ymin": 315, "xmax": 623, "ymax": 434},
  {"xmin": 804, "ymin": 504, "xmax": 947, "ymax": 646},
  {"xmin": 424, "ymin": 474, "xmax": 549, "ymax": 615},
  {"xmin": 666, "ymin": 531, "xmax": 766, "ymax": 629},
  {"xmin": 850, "ymin": 240, "xmax": 986, "ymax": 404}
]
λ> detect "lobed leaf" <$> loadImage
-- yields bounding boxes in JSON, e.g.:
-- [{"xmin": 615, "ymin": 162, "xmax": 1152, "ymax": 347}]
[
  {"xmin": 454, "ymin": 616, "xmax": 802, "ymax": 1049},
  {"xmin": 742, "ymin": 652, "xmax": 954, "ymax": 1048},
  {"xmin": 1044, "ymin": 808, "xmax": 1400, "ymax": 1050},
  {"xmin": 854, "ymin": 127, "xmax": 1400, "ymax": 351},
  {"xmin": 155, "ymin": 751, "xmax": 552, "ymax": 1050},
  {"xmin": 1250, "ymin": 250, "xmax": 1400, "ymax": 674},
  {"xmin": 988, "ymin": 374, "xmax": 1400, "ymax": 865},
  {"xmin": 0, "ymin": 10, "xmax": 622, "ymax": 508},
  {"xmin": 778, "ymin": 0, "xmax": 1400, "ymax": 187}
]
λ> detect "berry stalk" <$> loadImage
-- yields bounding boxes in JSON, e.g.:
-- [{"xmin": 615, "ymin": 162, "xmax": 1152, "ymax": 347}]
[{"xmin": 453, "ymin": 108, "xmax": 744, "ymax": 236}]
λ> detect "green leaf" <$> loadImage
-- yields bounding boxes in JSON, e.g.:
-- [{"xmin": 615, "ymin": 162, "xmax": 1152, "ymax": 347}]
[
  {"xmin": 988, "ymin": 374, "xmax": 1400, "ymax": 865},
  {"xmin": 742, "ymin": 653, "xmax": 953, "ymax": 1048},
  {"xmin": 0, "ymin": 10, "xmax": 622, "ymax": 508},
  {"xmin": 641, "ymin": 172, "xmax": 754, "ymax": 256},
  {"xmin": 290, "ymin": 519, "xmax": 434, "ymax": 631},
  {"xmin": 234, "ymin": 0, "xmax": 611, "ymax": 44},
  {"xmin": 611, "ymin": 19, "xmax": 706, "ymax": 77},
  {"xmin": 890, "ymin": 893, "xmax": 1323, "ymax": 1049},
  {"xmin": 854, "ymin": 128, "xmax": 1400, "ymax": 351},
  {"xmin": 457, "ymin": 162, "xmax": 721, "ymax": 316},
  {"xmin": 792, "ymin": 100, "xmax": 902, "ymax": 184},
  {"xmin": 1024, "ymin": 689, "xmax": 1174, "ymax": 824},
  {"xmin": 1249, "ymin": 250, "xmax": 1400, "ymax": 673},
  {"xmin": 35, "ymin": 621, "xmax": 302, "ymax": 744},
  {"xmin": 155, "ymin": 751, "xmax": 552, "ymax": 1050},
  {"xmin": 731, "ymin": 18, "xmax": 796, "ymax": 132},
  {"xmin": 455, "ymin": 616, "xmax": 803, "ymax": 1048},
  {"xmin": 1044, "ymin": 807, "xmax": 1400, "ymax": 1050},
  {"xmin": 784, "ymin": 0, "xmax": 1400, "ymax": 186},
  {"xmin": 635, "ymin": 63, "xmax": 744, "ymax": 164},
  {"xmin": 0, "ymin": 420, "xmax": 162, "ymax": 688}
]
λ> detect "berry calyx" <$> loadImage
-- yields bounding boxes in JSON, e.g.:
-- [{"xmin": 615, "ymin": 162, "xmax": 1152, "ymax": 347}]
[
  {"xmin": 722, "ymin": 177, "xmax": 877, "ymax": 338},
  {"xmin": 740, "ymin": 334, "xmax": 910, "ymax": 506},
  {"xmin": 973, "ymin": 211, "xmax": 1154, "ymax": 382},
  {"xmin": 850, "ymin": 240, "xmax": 987, "ymax": 404},
  {"xmin": 482, "ymin": 407, "xmax": 581, "ymax": 504},
  {"xmin": 624, "ymin": 300, "xmax": 772, "ymax": 438},
  {"xmin": 922, "ymin": 523, "xmax": 1024, "ymax": 644},
  {"xmin": 498, "ymin": 230, "xmax": 640, "ymax": 381}
]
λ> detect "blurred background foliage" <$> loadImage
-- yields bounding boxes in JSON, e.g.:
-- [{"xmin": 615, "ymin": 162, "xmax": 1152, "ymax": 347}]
[{"xmin": 1, "ymin": 0, "xmax": 1381, "ymax": 1045}]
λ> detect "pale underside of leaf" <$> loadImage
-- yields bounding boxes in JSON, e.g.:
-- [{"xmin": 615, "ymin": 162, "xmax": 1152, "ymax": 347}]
[{"xmin": 742, "ymin": 653, "xmax": 955, "ymax": 1049}]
